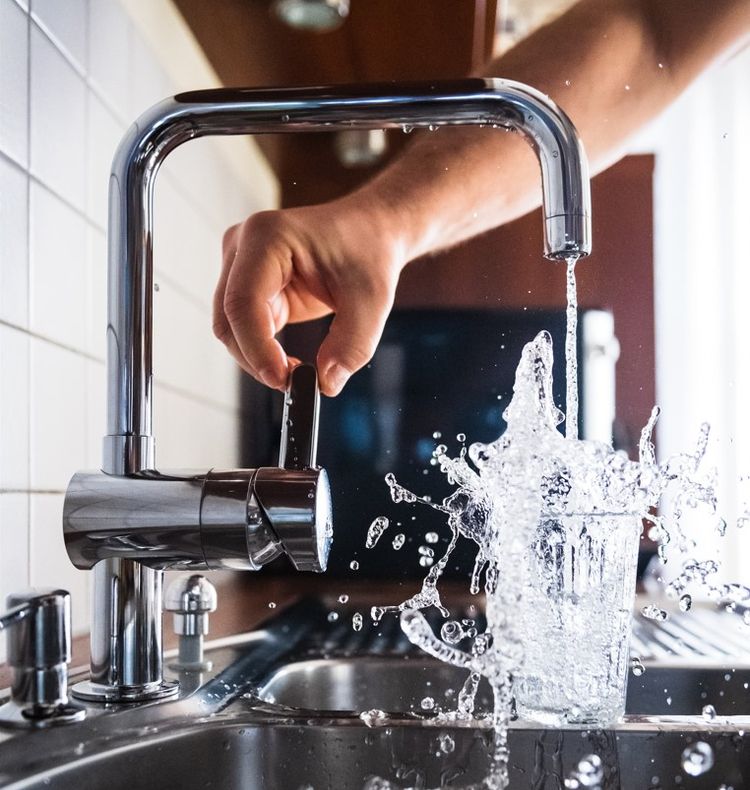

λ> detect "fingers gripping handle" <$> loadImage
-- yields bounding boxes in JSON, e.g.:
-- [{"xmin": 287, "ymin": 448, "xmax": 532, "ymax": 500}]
[
  {"xmin": 279, "ymin": 364, "xmax": 320, "ymax": 470},
  {"xmin": 253, "ymin": 364, "xmax": 332, "ymax": 572}
]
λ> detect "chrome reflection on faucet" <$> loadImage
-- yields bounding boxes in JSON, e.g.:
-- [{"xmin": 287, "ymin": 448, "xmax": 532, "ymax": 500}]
[
  {"xmin": 64, "ymin": 363, "xmax": 331, "ymax": 702},
  {"xmin": 62, "ymin": 79, "xmax": 591, "ymax": 703},
  {"xmin": 0, "ymin": 589, "xmax": 85, "ymax": 726}
]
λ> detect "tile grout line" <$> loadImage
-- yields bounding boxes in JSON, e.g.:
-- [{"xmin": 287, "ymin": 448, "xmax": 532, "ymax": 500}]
[
  {"xmin": 1, "ymin": 318, "xmax": 241, "ymax": 416},
  {"xmin": 25, "ymin": 0, "xmax": 32, "ymax": 588},
  {"xmin": 0, "ymin": 149, "xmax": 107, "ymax": 236},
  {"xmin": 83, "ymin": 0, "xmax": 94, "ymax": 481},
  {"xmin": 0, "ymin": 149, "xmax": 217, "ymax": 316},
  {"xmin": 1, "ymin": 489, "xmax": 66, "ymax": 496},
  {"xmin": 0, "ymin": 318, "xmax": 104, "ymax": 364}
]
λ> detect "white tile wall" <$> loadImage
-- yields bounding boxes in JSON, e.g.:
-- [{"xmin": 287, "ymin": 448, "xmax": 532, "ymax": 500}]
[
  {"xmin": 30, "ymin": 0, "xmax": 87, "ymax": 71},
  {"xmin": 88, "ymin": 0, "xmax": 131, "ymax": 117},
  {"xmin": 29, "ymin": 183, "xmax": 88, "ymax": 350},
  {"xmin": 0, "ymin": 494, "xmax": 30, "ymax": 620},
  {"xmin": 0, "ymin": 156, "xmax": 29, "ymax": 328},
  {"xmin": 86, "ymin": 93, "xmax": 125, "ymax": 230},
  {"xmin": 29, "ymin": 24, "xmax": 87, "ymax": 210},
  {"xmin": 0, "ymin": 0, "xmax": 279, "ymax": 663},
  {"xmin": 0, "ymin": 0, "xmax": 29, "ymax": 167},
  {"xmin": 0, "ymin": 325, "xmax": 30, "ymax": 490},
  {"xmin": 29, "ymin": 493, "xmax": 89, "ymax": 634}
]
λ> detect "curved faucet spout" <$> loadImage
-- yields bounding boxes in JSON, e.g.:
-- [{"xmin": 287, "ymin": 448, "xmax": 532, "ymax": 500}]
[{"xmin": 105, "ymin": 78, "xmax": 591, "ymax": 475}]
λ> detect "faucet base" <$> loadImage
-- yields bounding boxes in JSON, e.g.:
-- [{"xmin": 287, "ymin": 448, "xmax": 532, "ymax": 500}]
[
  {"xmin": 71, "ymin": 678, "xmax": 179, "ymax": 703},
  {"xmin": 0, "ymin": 698, "xmax": 86, "ymax": 728}
]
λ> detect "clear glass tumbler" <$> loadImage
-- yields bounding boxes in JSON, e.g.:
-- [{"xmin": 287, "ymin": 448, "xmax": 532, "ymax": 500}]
[{"xmin": 512, "ymin": 513, "xmax": 642, "ymax": 725}]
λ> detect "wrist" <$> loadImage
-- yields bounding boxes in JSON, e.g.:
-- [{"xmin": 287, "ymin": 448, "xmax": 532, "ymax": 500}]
[{"xmin": 335, "ymin": 177, "xmax": 433, "ymax": 271}]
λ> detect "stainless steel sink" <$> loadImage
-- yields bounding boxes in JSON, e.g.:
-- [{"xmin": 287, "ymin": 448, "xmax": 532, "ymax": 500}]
[
  {"xmin": 4, "ymin": 714, "xmax": 750, "ymax": 790},
  {"xmin": 257, "ymin": 655, "xmax": 750, "ymax": 718},
  {"xmin": 1, "ymin": 599, "xmax": 750, "ymax": 789}
]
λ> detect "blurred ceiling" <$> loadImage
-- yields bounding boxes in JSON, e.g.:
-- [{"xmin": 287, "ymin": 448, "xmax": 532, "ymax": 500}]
[{"xmin": 174, "ymin": 0, "xmax": 498, "ymax": 206}]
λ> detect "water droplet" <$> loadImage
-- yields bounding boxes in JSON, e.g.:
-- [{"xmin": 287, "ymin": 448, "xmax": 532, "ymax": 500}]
[
  {"xmin": 702, "ymin": 704, "xmax": 717, "ymax": 721},
  {"xmin": 281, "ymin": 113, "xmax": 290, "ymax": 123},
  {"xmin": 440, "ymin": 620, "xmax": 467, "ymax": 644},
  {"xmin": 349, "ymin": 560, "xmax": 359, "ymax": 570},
  {"xmin": 681, "ymin": 741, "xmax": 714, "ymax": 776},
  {"xmin": 419, "ymin": 555, "xmax": 434, "ymax": 567},
  {"xmin": 439, "ymin": 733, "xmax": 455, "ymax": 754},
  {"xmin": 565, "ymin": 754, "xmax": 603, "ymax": 788},
  {"xmin": 359, "ymin": 709, "xmax": 388, "ymax": 727},
  {"xmin": 420, "ymin": 696, "xmax": 435, "ymax": 711},
  {"xmin": 456, "ymin": 432, "xmax": 466, "ymax": 442},
  {"xmin": 366, "ymin": 516, "xmax": 390, "ymax": 548},
  {"xmin": 371, "ymin": 606, "xmax": 385, "ymax": 623},
  {"xmin": 631, "ymin": 656, "xmax": 646, "ymax": 676},
  {"xmin": 327, "ymin": 611, "xmax": 339, "ymax": 623},
  {"xmin": 679, "ymin": 594, "xmax": 692, "ymax": 611},
  {"xmin": 338, "ymin": 594, "xmax": 349, "ymax": 604},
  {"xmin": 564, "ymin": 79, "xmax": 571, "ymax": 86},
  {"xmin": 658, "ymin": 62, "xmax": 664, "ymax": 69},
  {"xmin": 425, "ymin": 531, "xmax": 439, "ymax": 544},
  {"xmin": 401, "ymin": 124, "xmax": 413, "ymax": 134},
  {"xmin": 153, "ymin": 282, "xmax": 160, "ymax": 292},
  {"xmin": 428, "ymin": 124, "xmax": 438, "ymax": 132},
  {"xmin": 432, "ymin": 431, "xmax": 442, "ymax": 439},
  {"xmin": 418, "ymin": 545, "xmax": 434, "ymax": 557},
  {"xmin": 641, "ymin": 604, "xmax": 668, "ymax": 621},
  {"xmin": 268, "ymin": 601, "xmax": 276, "ymax": 609},
  {"xmin": 352, "ymin": 612, "xmax": 363, "ymax": 631},
  {"xmin": 625, "ymin": 84, "xmax": 631, "ymax": 91},
  {"xmin": 392, "ymin": 533, "xmax": 405, "ymax": 550}
]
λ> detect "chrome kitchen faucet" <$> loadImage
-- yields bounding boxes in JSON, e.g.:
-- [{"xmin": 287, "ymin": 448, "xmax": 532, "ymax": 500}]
[{"xmin": 62, "ymin": 79, "xmax": 591, "ymax": 703}]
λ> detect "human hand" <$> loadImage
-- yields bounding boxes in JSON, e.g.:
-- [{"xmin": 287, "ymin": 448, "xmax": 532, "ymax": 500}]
[{"xmin": 213, "ymin": 195, "xmax": 409, "ymax": 396}]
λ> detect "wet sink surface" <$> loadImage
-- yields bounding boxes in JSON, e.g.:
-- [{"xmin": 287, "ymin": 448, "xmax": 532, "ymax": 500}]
[
  {"xmin": 2, "ymin": 599, "xmax": 750, "ymax": 789},
  {"xmin": 257, "ymin": 655, "xmax": 750, "ymax": 718},
  {"xmin": 5, "ymin": 712, "xmax": 749, "ymax": 790}
]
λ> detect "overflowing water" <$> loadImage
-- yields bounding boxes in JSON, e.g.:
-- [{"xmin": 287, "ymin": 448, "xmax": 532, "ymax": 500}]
[{"xmin": 361, "ymin": 258, "xmax": 724, "ymax": 788}]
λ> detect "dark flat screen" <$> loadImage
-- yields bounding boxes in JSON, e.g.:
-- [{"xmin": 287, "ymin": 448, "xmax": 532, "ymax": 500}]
[{"xmin": 283, "ymin": 308, "xmax": 572, "ymax": 579}]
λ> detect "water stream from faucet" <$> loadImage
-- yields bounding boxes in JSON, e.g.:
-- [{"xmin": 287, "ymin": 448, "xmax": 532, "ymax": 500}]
[{"xmin": 564, "ymin": 256, "xmax": 579, "ymax": 441}]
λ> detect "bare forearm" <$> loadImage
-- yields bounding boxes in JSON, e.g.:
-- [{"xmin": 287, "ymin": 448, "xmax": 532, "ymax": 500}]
[
  {"xmin": 217, "ymin": 0, "xmax": 749, "ymax": 395},
  {"xmin": 350, "ymin": 0, "xmax": 750, "ymax": 261}
]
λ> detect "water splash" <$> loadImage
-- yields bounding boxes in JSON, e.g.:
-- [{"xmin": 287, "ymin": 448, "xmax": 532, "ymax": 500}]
[{"xmin": 368, "ymin": 324, "xmax": 718, "ymax": 789}]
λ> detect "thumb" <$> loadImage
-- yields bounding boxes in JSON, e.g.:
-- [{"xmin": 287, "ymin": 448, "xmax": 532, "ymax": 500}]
[{"xmin": 317, "ymin": 283, "xmax": 394, "ymax": 396}]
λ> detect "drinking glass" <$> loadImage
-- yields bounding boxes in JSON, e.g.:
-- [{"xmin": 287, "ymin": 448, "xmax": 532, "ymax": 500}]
[{"xmin": 512, "ymin": 513, "xmax": 642, "ymax": 725}]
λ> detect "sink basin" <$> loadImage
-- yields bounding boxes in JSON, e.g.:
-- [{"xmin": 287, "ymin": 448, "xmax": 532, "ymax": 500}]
[
  {"xmin": 257, "ymin": 655, "xmax": 750, "ymax": 718},
  {"xmin": 2, "ymin": 705, "xmax": 749, "ymax": 789},
  {"xmin": 2, "ymin": 599, "xmax": 750, "ymax": 789}
]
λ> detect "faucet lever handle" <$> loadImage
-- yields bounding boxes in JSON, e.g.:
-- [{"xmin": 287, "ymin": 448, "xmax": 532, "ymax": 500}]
[{"xmin": 279, "ymin": 364, "xmax": 320, "ymax": 470}]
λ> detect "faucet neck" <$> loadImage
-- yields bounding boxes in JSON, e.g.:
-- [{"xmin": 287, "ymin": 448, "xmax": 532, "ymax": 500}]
[{"xmin": 103, "ymin": 79, "xmax": 590, "ymax": 475}]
